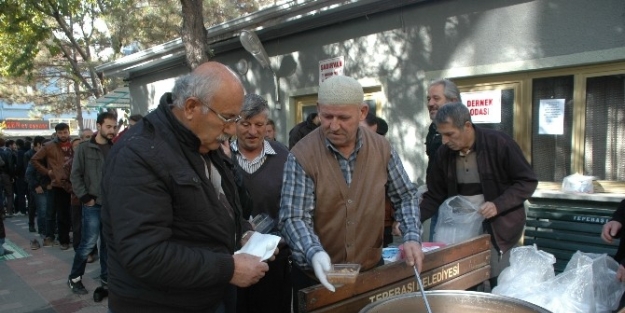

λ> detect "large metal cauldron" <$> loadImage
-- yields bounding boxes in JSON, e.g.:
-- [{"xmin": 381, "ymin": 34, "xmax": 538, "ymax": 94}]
[{"xmin": 359, "ymin": 291, "xmax": 551, "ymax": 313}]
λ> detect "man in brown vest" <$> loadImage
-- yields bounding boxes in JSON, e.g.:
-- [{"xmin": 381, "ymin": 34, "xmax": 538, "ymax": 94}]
[{"xmin": 279, "ymin": 75, "xmax": 424, "ymax": 307}]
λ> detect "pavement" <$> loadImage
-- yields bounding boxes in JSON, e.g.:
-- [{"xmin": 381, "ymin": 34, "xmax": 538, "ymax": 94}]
[
  {"xmin": 0, "ymin": 217, "xmax": 416, "ymax": 313},
  {"xmin": 0, "ymin": 216, "xmax": 108, "ymax": 313}
]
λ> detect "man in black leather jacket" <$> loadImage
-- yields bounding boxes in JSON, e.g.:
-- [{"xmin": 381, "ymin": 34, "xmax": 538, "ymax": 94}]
[{"xmin": 101, "ymin": 62, "xmax": 269, "ymax": 313}]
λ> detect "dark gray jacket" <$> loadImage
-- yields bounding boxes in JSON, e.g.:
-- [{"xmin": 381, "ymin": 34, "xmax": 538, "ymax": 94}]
[
  {"xmin": 288, "ymin": 114, "xmax": 319, "ymax": 149},
  {"xmin": 70, "ymin": 138, "xmax": 111, "ymax": 205}
]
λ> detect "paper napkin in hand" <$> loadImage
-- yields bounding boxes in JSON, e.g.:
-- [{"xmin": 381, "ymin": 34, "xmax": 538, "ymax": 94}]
[{"xmin": 234, "ymin": 232, "xmax": 281, "ymax": 261}]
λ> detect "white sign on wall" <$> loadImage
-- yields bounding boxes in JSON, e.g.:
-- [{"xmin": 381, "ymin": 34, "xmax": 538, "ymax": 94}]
[
  {"xmin": 538, "ymin": 98, "xmax": 565, "ymax": 135},
  {"xmin": 460, "ymin": 90, "xmax": 502, "ymax": 124},
  {"xmin": 319, "ymin": 56, "xmax": 344, "ymax": 85}
]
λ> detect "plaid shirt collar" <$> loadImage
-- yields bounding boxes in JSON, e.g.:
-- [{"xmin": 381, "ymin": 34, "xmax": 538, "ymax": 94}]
[{"xmin": 323, "ymin": 128, "xmax": 364, "ymax": 158}]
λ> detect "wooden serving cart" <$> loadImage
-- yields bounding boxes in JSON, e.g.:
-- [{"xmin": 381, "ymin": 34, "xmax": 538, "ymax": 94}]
[{"xmin": 298, "ymin": 234, "xmax": 492, "ymax": 313}]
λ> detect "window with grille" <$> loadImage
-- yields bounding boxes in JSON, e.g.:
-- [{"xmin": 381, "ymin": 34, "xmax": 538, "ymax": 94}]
[
  {"xmin": 584, "ymin": 74, "xmax": 625, "ymax": 181},
  {"xmin": 531, "ymin": 76, "xmax": 574, "ymax": 182}
]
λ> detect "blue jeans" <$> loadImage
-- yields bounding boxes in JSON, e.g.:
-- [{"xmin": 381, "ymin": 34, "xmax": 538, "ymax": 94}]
[
  {"xmin": 46, "ymin": 187, "xmax": 70, "ymax": 244},
  {"xmin": 15, "ymin": 177, "xmax": 28, "ymax": 214},
  {"xmin": 69, "ymin": 204, "xmax": 107, "ymax": 281},
  {"xmin": 31, "ymin": 189, "xmax": 48, "ymax": 237}
]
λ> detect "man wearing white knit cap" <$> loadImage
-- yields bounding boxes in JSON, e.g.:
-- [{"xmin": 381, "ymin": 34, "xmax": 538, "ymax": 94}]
[{"xmin": 279, "ymin": 75, "xmax": 424, "ymax": 308}]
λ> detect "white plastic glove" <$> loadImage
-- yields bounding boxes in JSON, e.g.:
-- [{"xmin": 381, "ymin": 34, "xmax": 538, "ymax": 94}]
[{"xmin": 311, "ymin": 251, "xmax": 335, "ymax": 292}]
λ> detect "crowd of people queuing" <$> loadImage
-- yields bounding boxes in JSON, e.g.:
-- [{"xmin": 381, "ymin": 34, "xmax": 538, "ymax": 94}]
[
  {"xmin": 1, "ymin": 60, "xmax": 624, "ymax": 312},
  {"xmin": 0, "ymin": 112, "xmax": 143, "ymax": 300}
]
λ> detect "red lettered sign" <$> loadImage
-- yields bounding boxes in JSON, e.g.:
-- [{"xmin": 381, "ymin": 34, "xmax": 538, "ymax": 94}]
[{"xmin": 2, "ymin": 120, "xmax": 50, "ymax": 130}]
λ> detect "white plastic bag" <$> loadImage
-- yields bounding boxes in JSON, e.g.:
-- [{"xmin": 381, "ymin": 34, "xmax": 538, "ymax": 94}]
[
  {"xmin": 416, "ymin": 184, "xmax": 427, "ymax": 205},
  {"xmin": 433, "ymin": 196, "xmax": 484, "ymax": 245},
  {"xmin": 561, "ymin": 173, "xmax": 595, "ymax": 194},
  {"xmin": 492, "ymin": 245, "xmax": 556, "ymax": 300},
  {"xmin": 562, "ymin": 252, "xmax": 625, "ymax": 313},
  {"xmin": 494, "ymin": 248, "xmax": 625, "ymax": 313},
  {"xmin": 542, "ymin": 258, "xmax": 595, "ymax": 313},
  {"xmin": 592, "ymin": 254, "xmax": 625, "ymax": 313}
]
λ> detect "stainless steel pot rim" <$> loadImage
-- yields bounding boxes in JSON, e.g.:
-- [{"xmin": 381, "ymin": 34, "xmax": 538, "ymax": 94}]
[{"xmin": 359, "ymin": 290, "xmax": 552, "ymax": 313}]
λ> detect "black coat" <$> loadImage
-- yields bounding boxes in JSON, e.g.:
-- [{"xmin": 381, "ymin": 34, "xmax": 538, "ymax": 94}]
[
  {"xmin": 288, "ymin": 115, "xmax": 319, "ymax": 149},
  {"xmin": 0, "ymin": 217, "xmax": 5, "ymax": 239},
  {"xmin": 425, "ymin": 123, "xmax": 442, "ymax": 175},
  {"xmin": 101, "ymin": 102, "xmax": 247, "ymax": 313}
]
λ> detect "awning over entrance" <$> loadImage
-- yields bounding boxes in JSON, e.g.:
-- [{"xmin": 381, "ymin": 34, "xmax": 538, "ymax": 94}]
[{"xmin": 89, "ymin": 87, "xmax": 130, "ymax": 109}]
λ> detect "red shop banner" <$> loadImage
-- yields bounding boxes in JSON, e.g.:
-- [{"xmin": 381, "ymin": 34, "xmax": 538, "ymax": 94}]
[{"xmin": 2, "ymin": 120, "xmax": 50, "ymax": 130}]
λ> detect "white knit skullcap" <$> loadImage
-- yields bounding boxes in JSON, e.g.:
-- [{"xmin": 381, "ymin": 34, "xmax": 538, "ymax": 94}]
[{"xmin": 318, "ymin": 75, "xmax": 364, "ymax": 106}]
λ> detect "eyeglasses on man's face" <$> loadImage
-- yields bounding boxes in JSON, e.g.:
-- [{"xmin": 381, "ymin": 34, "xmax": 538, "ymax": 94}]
[{"xmin": 206, "ymin": 105, "xmax": 241, "ymax": 124}]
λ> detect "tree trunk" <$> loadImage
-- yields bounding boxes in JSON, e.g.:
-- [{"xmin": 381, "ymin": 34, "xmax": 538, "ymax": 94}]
[
  {"xmin": 180, "ymin": 0, "xmax": 209, "ymax": 70},
  {"xmin": 74, "ymin": 80, "xmax": 84, "ymax": 132}
]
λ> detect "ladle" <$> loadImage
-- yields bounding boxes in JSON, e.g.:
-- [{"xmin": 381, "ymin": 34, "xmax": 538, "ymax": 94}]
[{"xmin": 413, "ymin": 266, "xmax": 433, "ymax": 313}]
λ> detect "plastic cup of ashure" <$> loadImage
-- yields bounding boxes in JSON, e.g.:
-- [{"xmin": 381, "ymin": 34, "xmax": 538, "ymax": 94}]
[
  {"xmin": 250, "ymin": 213, "xmax": 275, "ymax": 234},
  {"xmin": 325, "ymin": 263, "xmax": 361, "ymax": 287}
]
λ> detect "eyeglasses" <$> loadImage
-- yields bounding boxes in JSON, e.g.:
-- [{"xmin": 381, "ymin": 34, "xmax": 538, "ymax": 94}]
[{"xmin": 206, "ymin": 106, "xmax": 241, "ymax": 124}]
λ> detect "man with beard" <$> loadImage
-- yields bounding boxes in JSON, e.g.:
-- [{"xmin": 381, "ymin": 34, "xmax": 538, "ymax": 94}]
[
  {"xmin": 101, "ymin": 62, "xmax": 269, "ymax": 313},
  {"xmin": 423, "ymin": 79, "xmax": 462, "ymax": 240},
  {"xmin": 67, "ymin": 112, "xmax": 116, "ymax": 297},
  {"xmin": 31, "ymin": 123, "xmax": 74, "ymax": 249}
]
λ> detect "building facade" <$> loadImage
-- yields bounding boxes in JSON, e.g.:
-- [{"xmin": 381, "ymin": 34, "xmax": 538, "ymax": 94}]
[{"xmin": 96, "ymin": 0, "xmax": 625, "ymax": 195}]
